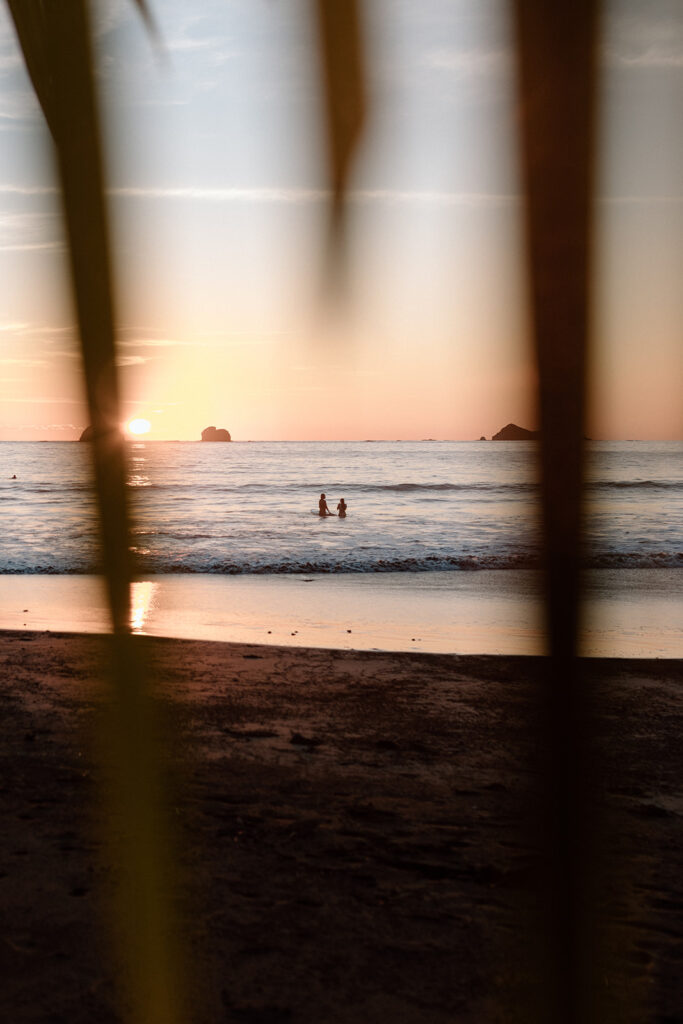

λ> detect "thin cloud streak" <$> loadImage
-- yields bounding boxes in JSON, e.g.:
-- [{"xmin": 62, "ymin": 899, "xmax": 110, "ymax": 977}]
[
  {"xmin": 423, "ymin": 47, "xmax": 511, "ymax": 76},
  {"xmin": 601, "ymin": 195, "xmax": 683, "ymax": 205},
  {"xmin": 0, "ymin": 241, "xmax": 64, "ymax": 252},
  {"xmin": 111, "ymin": 186, "xmax": 329, "ymax": 203},
  {"xmin": 1, "ymin": 396, "xmax": 82, "ymax": 404},
  {"xmin": 0, "ymin": 184, "xmax": 57, "ymax": 195},
  {"xmin": 105, "ymin": 187, "xmax": 683, "ymax": 207},
  {"xmin": 110, "ymin": 185, "xmax": 517, "ymax": 206},
  {"xmin": 119, "ymin": 337, "xmax": 194, "ymax": 349},
  {"xmin": 604, "ymin": 46, "xmax": 683, "ymax": 68},
  {"xmin": 2, "ymin": 184, "xmax": 683, "ymax": 207},
  {"xmin": 0, "ymin": 321, "xmax": 33, "ymax": 332},
  {"xmin": 116, "ymin": 354, "xmax": 151, "ymax": 366},
  {"xmin": 0, "ymin": 421, "xmax": 78, "ymax": 430},
  {"xmin": 0, "ymin": 357, "xmax": 48, "ymax": 366}
]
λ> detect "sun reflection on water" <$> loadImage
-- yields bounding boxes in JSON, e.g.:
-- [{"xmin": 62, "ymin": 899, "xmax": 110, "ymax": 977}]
[{"xmin": 130, "ymin": 580, "xmax": 157, "ymax": 633}]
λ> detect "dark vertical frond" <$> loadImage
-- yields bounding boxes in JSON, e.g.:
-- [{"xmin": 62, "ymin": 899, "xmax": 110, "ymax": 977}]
[
  {"xmin": 513, "ymin": 0, "xmax": 597, "ymax": 656},
  {"xmin": 6, "ymin": 2, "xmax": 182, "ymax": 1021},
  {"xmin": 313, "ymin": 0, "xmax": 367, "ymax": 270},
  {"xmin": 513, "ymin": 1, "xmax": 599, "ymax": 1020},
  {"xmin": 131, "ymin": 0, "xmax": 161, "ymax": 42},
  {"xmin": 8, "ymin": 0, "xmax": 131, "ymax": 628}
]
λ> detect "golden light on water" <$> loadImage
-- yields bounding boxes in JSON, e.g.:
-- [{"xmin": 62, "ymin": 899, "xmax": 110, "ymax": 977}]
[
  {"xmin": 127, "ymin": 418, "xmax": 151, "ymax": 436},
  {"xmin": 130, "ymin": 580, "xmax": 157, "ymax": 633}
]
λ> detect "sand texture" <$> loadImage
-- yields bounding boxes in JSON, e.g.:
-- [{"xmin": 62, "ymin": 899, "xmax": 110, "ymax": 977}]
[{"xmin": 0, "ymin": 631, "xmax": 681, "ymax": 1022}]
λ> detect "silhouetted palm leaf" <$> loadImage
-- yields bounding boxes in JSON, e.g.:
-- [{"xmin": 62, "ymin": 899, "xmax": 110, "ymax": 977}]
[
  {"xmin": 131, "ymin": 0, "xmax": 160, "ymax": 43},
  {"xmin": 8, "ymin": 0, "xmax": 130, "ymax": 626},
  {"xmin": 513, "ymin": 2, "xmax": 599, "ymax": 1020},
  {"xmin": 7, "ymin": 2, "xmax": 182, "ymax": 1021},
  {"xmin": 313, "ymin": 0, "xmax": 367, "ymax": 271}
]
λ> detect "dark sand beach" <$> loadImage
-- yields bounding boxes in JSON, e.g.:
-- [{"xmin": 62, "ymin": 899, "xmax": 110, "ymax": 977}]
[{"xmin": 1, "ymin": 631, "xmax": 681, "ymax": 1022}]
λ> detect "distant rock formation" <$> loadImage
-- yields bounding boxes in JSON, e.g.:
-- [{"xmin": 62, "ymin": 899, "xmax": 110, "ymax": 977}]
[
  {"xmin": 78, "ymin": 424, "xmax": 124, "ymax": 441},
  {"xmin": 479, "ymin": 436, "xmax": 487, "ymax": 441},
  {"xmin": 201, "ymin": 426, "xmax": 231, "ymax": 442},
  {"xmin": 491, "ymin": 423, "xmax": 540, "ymax": 441}
]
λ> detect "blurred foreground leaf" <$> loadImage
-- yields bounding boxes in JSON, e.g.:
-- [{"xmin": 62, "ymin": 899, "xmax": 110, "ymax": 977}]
[
  {"xmin": 513, "ymin": 1, "xmax": 599, "ymax": 1021},
  {"xmin": 7, "ymin": 2, "xmax": 182, "ymax": 1021},
  {"xmin": 313, "ymin": 0, "xmax": 367, "ymax": 278}
]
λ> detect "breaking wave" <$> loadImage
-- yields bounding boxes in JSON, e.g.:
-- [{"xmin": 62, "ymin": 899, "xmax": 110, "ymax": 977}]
[{"xmin": 2, "ymin": 550, "xmax": 681, "ymax": 575}]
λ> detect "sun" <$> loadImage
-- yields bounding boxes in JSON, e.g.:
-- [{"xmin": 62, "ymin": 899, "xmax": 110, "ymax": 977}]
[{"xmin": 127, "ymin": 418, "xmax": 151, "ymax": 436}]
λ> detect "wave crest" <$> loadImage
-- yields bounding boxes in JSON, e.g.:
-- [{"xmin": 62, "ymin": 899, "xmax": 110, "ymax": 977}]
[{"xmin": 2, "ymin": 550, "xmax": 681, "ymax": 575}]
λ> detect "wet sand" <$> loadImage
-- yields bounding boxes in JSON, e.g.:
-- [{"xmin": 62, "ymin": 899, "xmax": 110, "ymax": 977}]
[
  {"xmin": 1, "ymin": 569, "xmax": 681, "ymax": 656},
  {"xmin": 0, "ymin": 631, "xmax": 681, "ymax": 1022}
]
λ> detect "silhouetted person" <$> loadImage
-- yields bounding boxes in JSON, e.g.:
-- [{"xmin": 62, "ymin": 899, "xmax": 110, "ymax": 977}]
[
  {"xmin": 10, "ymin": 474, "xmax": 16, "ymax": 479},
  {"xmin": 318, "ymin": 493, "xmax": 332, "ymax": 517},
  {"xmin": 337, "ymin": 498, "xmax": 347, "ymax": 518}
]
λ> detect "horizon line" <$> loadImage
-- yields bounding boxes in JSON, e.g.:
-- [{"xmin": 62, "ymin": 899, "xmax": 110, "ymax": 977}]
[{"xmin": 1, "ymin": 436, "xmax": 679, "ymax": 444}]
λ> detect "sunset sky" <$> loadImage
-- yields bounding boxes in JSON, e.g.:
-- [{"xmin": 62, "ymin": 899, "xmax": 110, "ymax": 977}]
[{"xmin": 1, "ymin": 0, "xmax": 681, "ymax": 441}]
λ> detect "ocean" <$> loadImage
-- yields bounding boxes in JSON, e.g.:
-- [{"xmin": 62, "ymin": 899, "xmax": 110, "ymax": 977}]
[
  {"xmin": 1, "ymin": 440, "xmax": 681, "ymax": 575},
  {"xmin": 0, "ymin": 440, "xmax": 680, "ymax": 655}
]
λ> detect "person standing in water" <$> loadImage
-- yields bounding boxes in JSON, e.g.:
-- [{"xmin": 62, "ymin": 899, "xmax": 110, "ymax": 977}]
[
  {"xmin": 318, "ymin": 493, "xmax": 333, "ymax": 517},
  {"xmin": 337, "ymin": 498, "xmax": 347, "ymax": 518}
]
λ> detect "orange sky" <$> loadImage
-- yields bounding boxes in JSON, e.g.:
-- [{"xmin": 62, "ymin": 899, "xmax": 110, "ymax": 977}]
[{"xmin": 0, "ymin": 0, "xmax": 681, "ymax": 441}]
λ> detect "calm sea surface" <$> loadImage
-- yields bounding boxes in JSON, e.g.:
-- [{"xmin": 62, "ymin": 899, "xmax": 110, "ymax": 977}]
[{"xmin": 0, "ymin": 440, "xmax": 681, "ymax": 575}]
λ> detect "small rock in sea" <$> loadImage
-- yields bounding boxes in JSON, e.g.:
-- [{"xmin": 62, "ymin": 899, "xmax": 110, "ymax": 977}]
[
  {"xmin": 201, "ymin": 425, "xmax": 231, "ymax": 442},
  {"xmin": 23, "ymin": 608, "xmax": 29, "ymax": 612},
  {"xmin": 346, "ymin": 629, "xmax": 352, "ymax": 633},
  {"xmin": 267, "ymin": 630, "xmax": 272, "ymax": 634}
]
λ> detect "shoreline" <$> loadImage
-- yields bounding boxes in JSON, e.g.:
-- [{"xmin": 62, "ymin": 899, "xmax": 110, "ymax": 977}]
[
  {"xmin": 1, "ymin": 630, "xmax": 681, "ymax": 1022},
  {"xmin": 0, "ymin": 568, "xmax": 681, "ymax": 657}
]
